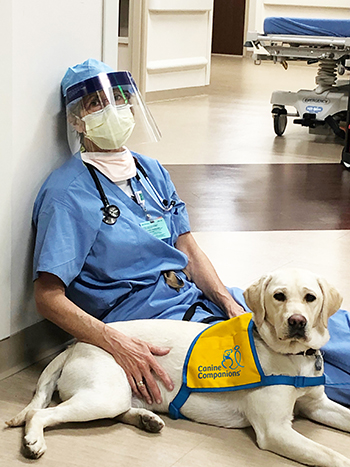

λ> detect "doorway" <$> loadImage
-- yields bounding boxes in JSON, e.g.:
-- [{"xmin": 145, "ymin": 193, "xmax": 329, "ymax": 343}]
[{"xmin": 212, "ymin": 0, "xmax": 247, "ymax": 56}]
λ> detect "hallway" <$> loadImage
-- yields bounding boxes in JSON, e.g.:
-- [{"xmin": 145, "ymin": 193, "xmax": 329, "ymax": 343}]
[{"xmin": 1, "ymin": 55, "xmax": 350, "ymax": 467}]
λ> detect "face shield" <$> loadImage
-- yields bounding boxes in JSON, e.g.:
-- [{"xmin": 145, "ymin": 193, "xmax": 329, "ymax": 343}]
[{"xmin": 65, "ymin": 71, "xmax": 161, "ymax": 153}]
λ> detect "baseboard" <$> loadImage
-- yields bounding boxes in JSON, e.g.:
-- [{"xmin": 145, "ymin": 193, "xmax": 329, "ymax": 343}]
[
  {"xmin": 146, "ymin": 85, "xmax": 209, "ymax": 103},
  {"xmin": 0, "ymin": 320, "xmax": 72, "ymax": 381}
]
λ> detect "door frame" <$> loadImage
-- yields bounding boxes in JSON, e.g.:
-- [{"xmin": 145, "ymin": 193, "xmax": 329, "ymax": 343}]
[{"xmin": 102, "ymin": 0, "xmax": 120, "ymax": 69}]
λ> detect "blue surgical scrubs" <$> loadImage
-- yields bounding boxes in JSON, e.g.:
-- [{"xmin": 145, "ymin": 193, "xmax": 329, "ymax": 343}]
[
  {"xmin": 33, "ymin": 151, "xmax": 242, "ymax": 323},
  {"xmin": 322, "ymin": 309, "xmax": 350, "ymax": 407}
]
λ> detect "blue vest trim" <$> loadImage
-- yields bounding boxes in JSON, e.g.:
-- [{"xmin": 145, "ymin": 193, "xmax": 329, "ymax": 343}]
[
  {"xmin": 168, "ymin": 384, "xmax": 192, "ymax": 420},
  {"xmin": 169, "ymin": 319, "xmax": 325, "ymax": 420}
]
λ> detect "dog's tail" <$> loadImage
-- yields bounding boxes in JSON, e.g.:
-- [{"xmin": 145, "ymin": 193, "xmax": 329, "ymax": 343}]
[{"xmin": 5, "ymin": 346, "xmax": 72, "ymax": 427}]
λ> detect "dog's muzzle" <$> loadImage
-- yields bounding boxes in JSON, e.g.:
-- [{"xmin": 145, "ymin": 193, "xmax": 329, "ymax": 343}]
[{"xmin": 288, "ymin": 314, "xmax": 307, "ymax": 338}]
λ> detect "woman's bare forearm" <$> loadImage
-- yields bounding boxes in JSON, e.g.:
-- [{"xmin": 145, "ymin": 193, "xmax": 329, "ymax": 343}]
[
  {"xmin": 35, "ymin": 272, "xmax": 116, "ymax": 351},
  {"xmin": 175, "ymin": 233, "xmax": 244, "ymax": 317}
]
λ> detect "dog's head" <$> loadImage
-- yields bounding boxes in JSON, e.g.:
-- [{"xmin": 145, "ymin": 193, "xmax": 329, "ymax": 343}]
[{"xmin": 243, "ymin": 268, "xmax": 342, "ymax": 354}]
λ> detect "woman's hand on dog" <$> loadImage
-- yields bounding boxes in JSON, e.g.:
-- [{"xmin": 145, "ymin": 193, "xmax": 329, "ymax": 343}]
[{"xmin": 102, "ymin": 326, "xmax": 174, "ymax": 405}]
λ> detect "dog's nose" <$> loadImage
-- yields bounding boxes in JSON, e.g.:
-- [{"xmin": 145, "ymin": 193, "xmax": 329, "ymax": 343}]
[{"xmin": 288, "ymin": 314, "xmax": 307, "ymax": 337}]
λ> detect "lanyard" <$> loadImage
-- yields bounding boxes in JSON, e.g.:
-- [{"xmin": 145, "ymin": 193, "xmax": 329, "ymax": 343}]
[{"xmin": 135, "ymin": 161, "xmax": 176, "ymax": 212}]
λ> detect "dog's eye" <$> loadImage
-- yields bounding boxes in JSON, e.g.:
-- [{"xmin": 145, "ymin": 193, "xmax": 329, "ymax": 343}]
[
  {"xmin": 305, "ymin": 293, "xmax": 316, "ymax": 303},
  {"xmin": 274, "ymin": 292, "xmax": 286, "ymax": 302}
]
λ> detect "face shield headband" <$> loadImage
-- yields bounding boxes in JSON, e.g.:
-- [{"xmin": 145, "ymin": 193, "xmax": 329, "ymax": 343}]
[
  {"xmin": 65, "ymin": 71, "xmax": 133, "ymax": 106},
  {"xmin": 65, "ymin": 71, "xmax": 161, "ymax": 154}
]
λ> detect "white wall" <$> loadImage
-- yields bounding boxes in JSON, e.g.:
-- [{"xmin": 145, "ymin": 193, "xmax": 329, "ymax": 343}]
[
  {"xmin": 0, "ymin": 0, "xmax": 12, "ymax": 340},
  {"xmin": 247, "ymin": 0, "xmax": 350, "ymax": 33},
  {"xmin": 0, "ymin": 0, "xmax": 108, "ymax": 340}
]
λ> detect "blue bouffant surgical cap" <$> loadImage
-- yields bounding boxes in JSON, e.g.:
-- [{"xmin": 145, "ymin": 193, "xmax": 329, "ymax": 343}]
[{"xmin": 61, "ymin": 58, "xmax": 115, "ymax": 98}]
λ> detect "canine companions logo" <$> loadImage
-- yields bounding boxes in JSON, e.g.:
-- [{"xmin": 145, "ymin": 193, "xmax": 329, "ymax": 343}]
[
  {"xmin": 197, "ymin": 346, "xmax": 244, "ymax": 380},
  {"xmin": 222, "ymin": 346, "xmax": 244, "ymax": 370}
]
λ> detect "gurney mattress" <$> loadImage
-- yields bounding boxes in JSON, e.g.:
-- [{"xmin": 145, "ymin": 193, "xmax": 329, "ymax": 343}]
[{"xmin": 264, "ymin": 17, "xmax": 350, "ymax": 38}]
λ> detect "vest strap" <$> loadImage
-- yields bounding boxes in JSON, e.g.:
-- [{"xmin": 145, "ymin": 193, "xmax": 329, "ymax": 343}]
[
  {"xmin": 169, "ymin": 384, "xmax": 192, "ymax": 420},
  {"xmin": 182, "ymin": 302, "xmax": 214, "ymax": 321},
  {"xmin": 262, "ymin": 374, "xmax": 325, "ymax": 387}
]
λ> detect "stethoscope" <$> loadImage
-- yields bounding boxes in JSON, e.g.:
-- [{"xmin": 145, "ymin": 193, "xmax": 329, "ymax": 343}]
[{"xmin": 85, "ymin": 160, "xmax": 175, "ymax": 225}]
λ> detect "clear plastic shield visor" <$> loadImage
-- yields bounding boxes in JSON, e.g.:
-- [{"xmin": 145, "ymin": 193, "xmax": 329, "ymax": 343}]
[{"xmin": 65, "ymin": 71, "xmax": 161, "ymax": 153}]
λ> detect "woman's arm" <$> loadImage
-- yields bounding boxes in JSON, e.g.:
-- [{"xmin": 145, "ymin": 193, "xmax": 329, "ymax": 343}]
[
  {"xmin": 35, "ymin": 272, "xmax": 174, "ymax": 404},
  {"xmin": 175, "ymin": 232, "xmax": 245, "ymax": 318}
]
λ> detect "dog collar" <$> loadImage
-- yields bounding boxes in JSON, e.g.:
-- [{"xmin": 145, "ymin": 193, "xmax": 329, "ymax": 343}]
[
  {"xmin": 252, "ymin": 323, "xmax": 319, "ymax": 358},
  {"xmin": 296, "ymin": 348, "xmax": 317, "ymax": 356}
]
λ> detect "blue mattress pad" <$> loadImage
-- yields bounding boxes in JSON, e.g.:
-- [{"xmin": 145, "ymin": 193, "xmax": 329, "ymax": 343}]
[{"xmin": 264, "ymin": 17, "xmax": 350, "ymax": 38}]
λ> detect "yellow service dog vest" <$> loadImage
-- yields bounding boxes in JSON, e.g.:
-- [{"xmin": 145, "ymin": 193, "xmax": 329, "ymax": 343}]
[{"xmin": 169, "ymin": 313, "xmax": 325, "ymax": 419}]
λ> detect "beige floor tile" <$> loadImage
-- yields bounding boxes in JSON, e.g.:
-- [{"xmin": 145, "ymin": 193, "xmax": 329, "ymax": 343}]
[
  {"xmin": 172, "ymin": 419, "xmax": 350, "ymax": 467},
  {"xmin": 132, "ymin": 56, "xmax": 343, "ymax": 165},
  {"xmin": 172, "ymin": 428, "xmax": 298, "ymax": 467}
]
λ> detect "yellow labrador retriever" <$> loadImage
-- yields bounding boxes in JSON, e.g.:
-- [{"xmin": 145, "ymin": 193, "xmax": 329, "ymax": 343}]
[{"xmin": 6, "ymin": 268, "xmax": 350, "ymax": 466}]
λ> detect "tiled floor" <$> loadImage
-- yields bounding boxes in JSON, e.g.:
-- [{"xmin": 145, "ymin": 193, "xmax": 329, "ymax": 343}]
[
  {"xmin": 2, "ymin": 356, "xmax": 350, "ymax": 467},
  {"xmin": 2, "ymin": 55, "xmax": 350, "ymax": 466},
  {"xmin": 167, "ymin": 164, "xmax": 350, "ymax": 231},
  {"xmin": 133, "ymin": 56, "xmax": 344, "ymax": 165}
]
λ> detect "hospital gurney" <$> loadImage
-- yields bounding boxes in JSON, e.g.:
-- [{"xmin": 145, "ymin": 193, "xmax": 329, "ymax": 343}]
[{"xmin": 245, "ymin": 18, "xmax": 350, "ymax": 138}]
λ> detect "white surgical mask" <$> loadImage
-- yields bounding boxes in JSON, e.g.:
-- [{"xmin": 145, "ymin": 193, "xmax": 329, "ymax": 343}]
[{"xmin": 82, "ymin": 104, "xmax": 135, "ymax": 150}]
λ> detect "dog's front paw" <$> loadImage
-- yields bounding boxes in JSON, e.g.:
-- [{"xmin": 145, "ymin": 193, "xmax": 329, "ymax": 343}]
[
  {"xmin": 140, "ymin": 412, "xmax": 165, "ymax": 433},
  {"xmin": 22, "ymin": 433, "xmax": 47, "ymax": 459}
]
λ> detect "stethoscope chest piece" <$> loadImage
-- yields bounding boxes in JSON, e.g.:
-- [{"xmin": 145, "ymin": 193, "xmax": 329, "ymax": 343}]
[{"xmin": 102, "ymin": 204, "xmax": 120, "ymax": 225}]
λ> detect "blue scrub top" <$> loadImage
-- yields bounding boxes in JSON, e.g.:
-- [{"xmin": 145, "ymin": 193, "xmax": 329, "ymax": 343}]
[{"xmin": 33, "ymin": 152, "xmax": 231, "ymax": 323}]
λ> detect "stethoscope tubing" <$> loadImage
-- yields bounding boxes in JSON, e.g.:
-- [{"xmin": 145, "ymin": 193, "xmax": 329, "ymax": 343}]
[
  {"xmin": 136, "ymin": 177, "xmax": 175, "ymax": 212},
  {"xmin": 135, "ymin": 160, "xmax": 175, "ymax": 212},
  {"xmin": 85, "ymin": 163, "xmax": 110, "ymax": 208},
  {"xmin": 85, "ymin": 162, "xmax": 121, "ymax": 224},
  {"xmin": 85, "ymin": 160, "xmax": 174, "ymax": 224}
]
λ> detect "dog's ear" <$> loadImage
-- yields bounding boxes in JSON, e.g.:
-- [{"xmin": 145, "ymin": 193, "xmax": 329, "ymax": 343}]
[
  {"xmin": 243, "ymin": 275, "xmax": 272, "ymax": 327},
  {"xmin": 317, "ymin": 277, "xmax": 342, "ymax": 327}
]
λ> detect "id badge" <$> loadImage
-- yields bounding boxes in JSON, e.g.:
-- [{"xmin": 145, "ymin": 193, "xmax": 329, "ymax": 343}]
[{"xmin": 140, "ymin": 217, "xmax": 171, "ymax": 240}]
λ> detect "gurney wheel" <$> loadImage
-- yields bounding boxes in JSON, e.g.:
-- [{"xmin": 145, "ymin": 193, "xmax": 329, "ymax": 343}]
[{"xmin": 273, "ymin": 113, "xmax": 287, "ymax": 136}]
